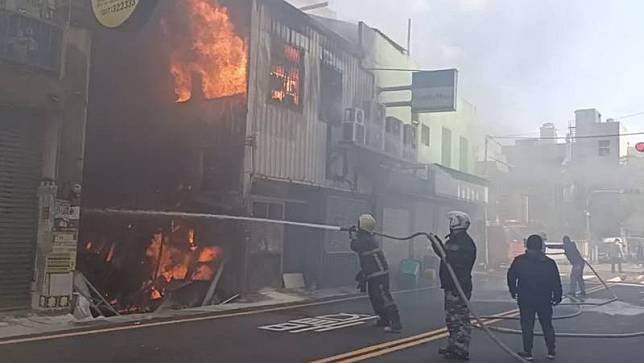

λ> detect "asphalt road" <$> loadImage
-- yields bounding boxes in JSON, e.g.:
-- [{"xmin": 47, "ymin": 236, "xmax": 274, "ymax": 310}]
[{"xmin": 1, "ymin": 280, "xmax": 643, "ymax": 363}]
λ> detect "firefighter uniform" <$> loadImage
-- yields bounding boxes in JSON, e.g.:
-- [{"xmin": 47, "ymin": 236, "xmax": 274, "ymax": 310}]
[
  {"xmin": 434, "ymin": 211, "xmax": 477, "ymax": 361},
  {"xmin": 351, "ymin": 215, "xmax": 402, "ymax": 332}
]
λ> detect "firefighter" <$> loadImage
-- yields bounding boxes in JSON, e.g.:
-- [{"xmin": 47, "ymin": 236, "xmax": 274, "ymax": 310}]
[
  {"xmin": 350, "ymin": 214, "xmax": 402, "ymax": 333},
  {"xmin": 551, "ymin": 235, "xmax": 586, "ymax": 298},
  {"xmin": 434, "ymin": 211, "xmax": 477, "ymax": 361}
]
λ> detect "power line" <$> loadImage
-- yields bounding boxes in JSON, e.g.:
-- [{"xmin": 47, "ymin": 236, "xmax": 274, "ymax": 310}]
[
  {"xmin": 492, "ymin": 131, "xmax": 644, "ymax": 141},
  {"xmin": 616, "ymin": 111, "xmax": 644, "ymax": 119}
]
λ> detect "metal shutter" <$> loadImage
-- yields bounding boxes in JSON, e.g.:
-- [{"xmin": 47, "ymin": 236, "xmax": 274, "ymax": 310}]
[{"xmin": 0, "ymin": 119, "xmax": 40, "ymax": 311}]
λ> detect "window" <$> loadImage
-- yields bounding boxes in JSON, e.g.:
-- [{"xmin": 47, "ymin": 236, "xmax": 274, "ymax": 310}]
[
  {"xmin": 598, "ymin": 140, "xmax": 610, "ymax": 156},
  {"xmin": 459, "ymin": 136, "xmax": 469, "ymax": 172},
  {"xmin": 421, "ymin": 125, "xmax": 430, "ymax": 146},
  {"xmin": 319, "ymin": 60, "xmax": 343, "ymax": 123},
  {"xmin": 253, "ymin": 201, "xmax": 284, "ymax": 220},
  {"xmin": 441, "ymin": 127, "xmax": 452, "ymax": 166},
  {"xmin": 403, "ymin": 124, "xmax": 417, "ymax": 149},
  {"xmin": 269, "ymin": 40, "xmax": 304, "ymax": 110}
]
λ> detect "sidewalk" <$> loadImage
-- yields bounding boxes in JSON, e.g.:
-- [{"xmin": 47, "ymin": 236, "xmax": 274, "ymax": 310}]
[{"xmin": 0, "ymin": 286, "xmax": 363, "ymax": 341}]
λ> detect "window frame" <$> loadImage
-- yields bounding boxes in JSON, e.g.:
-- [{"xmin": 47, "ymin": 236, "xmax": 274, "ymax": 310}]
[
  {"xmin": 268, "ymin": 39, "xmax": 305, "ymax": 112},
  {"xmin": 598, "ymin": 139, "xmax": 610, "ymax": 157},
  {"xmin": 421, "ymin": 124, "xmax": 430, "ymax": 147}
]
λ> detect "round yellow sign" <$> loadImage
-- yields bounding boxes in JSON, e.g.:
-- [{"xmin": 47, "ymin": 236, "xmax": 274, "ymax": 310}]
[{"xmin": 91, "ymin": 0, "xmax": 140, "ymax": 28}]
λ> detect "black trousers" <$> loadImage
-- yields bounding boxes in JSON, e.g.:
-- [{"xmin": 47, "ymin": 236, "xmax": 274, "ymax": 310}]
[
  {"xmin": 519, "ymin": 303, "xmax": 555, "ymax": 354},
  {"xmin": 367, "ymin": 274, "xmax": 401, "ymax": 328}
]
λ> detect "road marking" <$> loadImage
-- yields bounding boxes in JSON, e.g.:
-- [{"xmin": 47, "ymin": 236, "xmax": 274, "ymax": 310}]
[
  {"xmin": 0, "ymin": 287, "xmax": 434, "ymax": 346},
  {"xmin": 612, "ymin": 282, "xmax": 644, "ymax": 288},
  {"xmin": 311, "ymin": 285, "xmax": 609, "ymax": 363},
  {"xmin": 258, "ymin": 313, "xmax": 377, "ymax": 333},
  {"xmin": 309, "ymin": 309, "xmax": 518, "ymax": 363}
]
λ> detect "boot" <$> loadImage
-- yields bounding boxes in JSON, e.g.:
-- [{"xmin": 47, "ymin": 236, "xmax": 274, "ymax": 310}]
[
  {"xmin": 384, "ymin": 306, "xmax": 402, "ymax": 333},
  {"xmin": 372, "ymin": 318, "xmax": 389, "ymax": 327}
]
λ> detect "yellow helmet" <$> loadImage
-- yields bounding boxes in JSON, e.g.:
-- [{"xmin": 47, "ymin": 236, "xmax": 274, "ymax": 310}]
[{"xmin": 358, "ymin": 214, "xmax": 376, "ymax": 233}]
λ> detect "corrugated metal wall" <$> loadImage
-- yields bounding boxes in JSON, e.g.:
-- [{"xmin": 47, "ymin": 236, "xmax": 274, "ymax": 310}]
[
  {"xmin": 0, "ymin": 118, "xmax": 40, "ymax": 311},
  {"xmin": 246, "ymin": 1, "xmax": 374, "ymax": 188}
]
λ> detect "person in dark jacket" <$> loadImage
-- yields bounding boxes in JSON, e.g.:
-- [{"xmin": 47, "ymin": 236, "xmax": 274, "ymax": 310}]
[
  {"xmin": 350, "ymin": 214, "xmax": 402, "ymax": 333},
  {"xmin": 433, "ymin": 211, "xmax": 477, "ymax": 361},
  {"xmin": 507, "ymin": 234, "xmax": 563, "ymax": 361},
  {"xmin": 551, "ymin": 235, "xmax": 586, "ymax": 297}
]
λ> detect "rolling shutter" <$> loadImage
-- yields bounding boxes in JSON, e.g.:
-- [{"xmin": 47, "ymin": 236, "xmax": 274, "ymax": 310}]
[{"xmin": 0, "ymin": 119, "xmax": 40, "ymax": 310}]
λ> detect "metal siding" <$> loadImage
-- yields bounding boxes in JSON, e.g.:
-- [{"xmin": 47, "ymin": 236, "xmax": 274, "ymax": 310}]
[
  {"xmin": 246, "ymin": 2, "xmax": 374, "ymax": 187},
  {"xmin": 0, "ymin": 119, "xmax": 40, "ymax": 311}
]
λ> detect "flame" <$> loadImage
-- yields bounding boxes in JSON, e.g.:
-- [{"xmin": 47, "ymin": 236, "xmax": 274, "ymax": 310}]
[
  {"xmin": 198, "ymin": 246, "xmax": 221, "ymax": 263},
  {"xmin": 168, "ymin": 0, "xmax": 248, "ymax": 102},
  {"xmin": 145, "ymin": 231, "xmax": 190, "ymax": 283},
  {"xmin": 191, "ymin": 264, "xmax": 216, "ymax": 281},
  {"xmin": 188, "ymin": 228, "xmax": 197, "ymax": 251},
  {"xmin": 150, "ymin": 287, "xmax": 162, "ymax": 300}
]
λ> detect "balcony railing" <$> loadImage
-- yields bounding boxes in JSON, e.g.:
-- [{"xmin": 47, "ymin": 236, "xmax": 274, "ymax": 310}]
[{"xmin": 0, "ymin": 9, "xmax": 63, "ymax": 72}]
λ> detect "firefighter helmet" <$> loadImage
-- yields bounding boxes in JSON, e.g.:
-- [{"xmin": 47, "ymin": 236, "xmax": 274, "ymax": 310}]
[
  {"xmin": 448, "ymin": 211, "xmax": 471, "ymax": 231},
  {"xmin": 358, "ymin": 214, "xmax": 377, "ymax": 233}
]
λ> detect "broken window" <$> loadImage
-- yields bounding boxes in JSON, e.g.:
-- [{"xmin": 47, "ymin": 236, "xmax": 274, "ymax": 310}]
[{"xmin": 269, "ymin": 40, "xmax": 304, "ymax": 110}]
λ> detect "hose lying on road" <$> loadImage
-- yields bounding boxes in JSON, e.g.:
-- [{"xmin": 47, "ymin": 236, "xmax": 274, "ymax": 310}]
[{"xmin": 374, "ymin": 231, "xmax": 531, "ymax": 363}]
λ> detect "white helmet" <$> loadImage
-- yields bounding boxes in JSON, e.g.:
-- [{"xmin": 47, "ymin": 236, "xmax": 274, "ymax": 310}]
[
  {"xmin": 448, "ymin": 211, "xmax": 471, "ymax": 232},
  {"xmin": 358, "ymin": 214, "xmax": 376, "ymax": 233}
]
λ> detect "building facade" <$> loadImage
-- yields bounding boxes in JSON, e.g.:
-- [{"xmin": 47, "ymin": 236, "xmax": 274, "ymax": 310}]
[{"xmin": 0, "ymin": 1, "xmax": 91, "ymax": 311}]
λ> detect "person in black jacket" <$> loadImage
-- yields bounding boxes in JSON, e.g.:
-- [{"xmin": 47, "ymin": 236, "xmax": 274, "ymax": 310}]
[
  {"xmin": 507, "ymin": 234, "xmax": 563, "ymax": 361},
  {"xmin": 551, "ymin": 235, "xmax": 586, "ymax": 298},
  {"xmin": 433, "ymin": 211, "xmax": 477, "ymax": 361},
  {"xmin": 350, "ymin": 214, "xmax": 402, "ymax": 333}
]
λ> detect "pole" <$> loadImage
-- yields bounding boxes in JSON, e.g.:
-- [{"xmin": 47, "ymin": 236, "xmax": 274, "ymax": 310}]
[
  {"xmin": 406, "ymin": 18, "xmax": 412, "ymax": 56},
  {"xmin": 484, "ymin": 135, "xmax": 490, "ymax": 176}
]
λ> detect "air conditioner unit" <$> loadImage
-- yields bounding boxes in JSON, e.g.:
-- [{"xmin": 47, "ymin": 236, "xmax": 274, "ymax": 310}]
[{"xmin": 341, "ymin": 107, "xmax": 366, "ymax": 145}]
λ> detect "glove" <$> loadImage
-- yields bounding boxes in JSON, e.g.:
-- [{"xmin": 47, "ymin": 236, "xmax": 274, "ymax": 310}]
[{"xmin": 552, "ymin": 298, "xmax": 562, "ymax": 306}]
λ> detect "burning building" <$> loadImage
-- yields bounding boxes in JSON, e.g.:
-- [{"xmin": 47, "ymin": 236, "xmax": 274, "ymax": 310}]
[
  {"xmin": 81, "ymin": 0, "xmax": 251, "ymax": 313},
  {"xmin": 81, "ymin": 0, "xmax": 489, "ymax": 314}
]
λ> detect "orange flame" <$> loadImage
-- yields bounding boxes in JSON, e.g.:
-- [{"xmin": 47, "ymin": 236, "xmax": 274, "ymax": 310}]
[
  {"xmin": 191, "ymin": 264, "xmax": 216, "ymax": 281},
  {"xmin": 198, "ymin": 246, "xmax": 221, "ymax": 263},
  {"xmin": 150, "ymin": 287, "xmax": 162, "ymax": 300},
  {"xmin": 168, "ymin": 0, "xmax": 248, "ymax": 102}
]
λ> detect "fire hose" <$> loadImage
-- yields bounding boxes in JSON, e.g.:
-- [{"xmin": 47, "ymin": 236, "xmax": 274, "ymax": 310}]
[
  {"xmin": 368, "ymin": 230, "xmax": 644, "ymax": 360},
  {"xmin": 85, "ymin": 209, "xmax": 643, "ymax": 351},
  {"xmin": 369, "ymin": 230, "xmax": 531, "ymax": 363}
]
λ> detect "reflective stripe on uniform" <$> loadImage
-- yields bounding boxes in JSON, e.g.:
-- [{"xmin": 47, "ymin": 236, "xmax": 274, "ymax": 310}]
[
  {"xmin": 360, "ymin": 248, "xmax": 382, "ymax": 256},
  {"xmin": 366, "ymin": 270, "xmax": 388, "ymax": 279}
]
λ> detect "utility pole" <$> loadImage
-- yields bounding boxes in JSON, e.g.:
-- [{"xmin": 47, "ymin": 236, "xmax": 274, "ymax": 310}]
[
  {"xmin": 406, "ymin": 18, "xmax": 412, "ymax": 56},
  {"xmin": 484, "ymin": 135, "xmax": 490, "ymax": 176}
]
